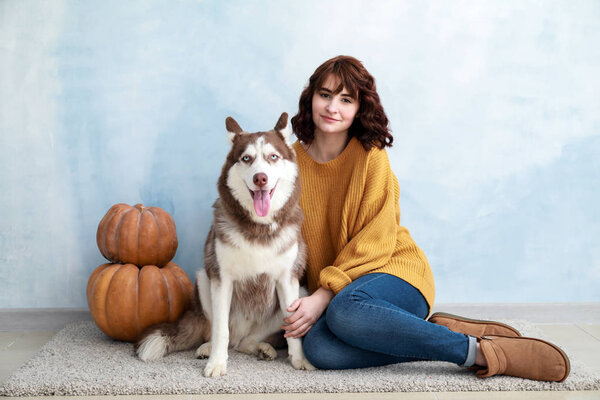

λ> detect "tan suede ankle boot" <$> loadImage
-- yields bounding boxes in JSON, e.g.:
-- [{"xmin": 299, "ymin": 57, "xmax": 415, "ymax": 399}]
[
  {"xmin": 428, "ymin": 312, "xmax": 521, "ymax": 337},
  {"xmin": 476, "ymin": 335, "xmax": 570, "ymax": 382}
]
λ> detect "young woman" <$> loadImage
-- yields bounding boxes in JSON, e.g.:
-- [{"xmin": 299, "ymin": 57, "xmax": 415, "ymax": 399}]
[{"xmin": 282, "ymin": 55, "xmax": 569, "ymax": 382}]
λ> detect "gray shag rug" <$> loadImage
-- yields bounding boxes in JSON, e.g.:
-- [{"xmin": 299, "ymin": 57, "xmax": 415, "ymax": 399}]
[{"xmin": 1, "ymin": 321, "xmax": 599, "ymax": 396}]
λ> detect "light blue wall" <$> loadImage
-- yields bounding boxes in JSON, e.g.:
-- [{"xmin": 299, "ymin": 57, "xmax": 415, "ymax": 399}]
[{"xmin": 1, "ymin": 0, "xmax": 599, "ymax": 307}]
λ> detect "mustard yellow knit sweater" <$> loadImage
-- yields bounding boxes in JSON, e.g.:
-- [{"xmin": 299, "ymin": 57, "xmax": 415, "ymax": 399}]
[{"xmin": 293, "ymin": 138, "xmax": 435, "ymax": 311}]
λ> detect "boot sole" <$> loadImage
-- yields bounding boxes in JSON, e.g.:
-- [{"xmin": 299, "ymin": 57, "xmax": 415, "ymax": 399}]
[
  {"xmin": 429, "ymin": 312, "xmax": 522, "ymax": 337},
  {"xmin": 487, "ymin": 335, "xmax": 571, "ymax": 382}
]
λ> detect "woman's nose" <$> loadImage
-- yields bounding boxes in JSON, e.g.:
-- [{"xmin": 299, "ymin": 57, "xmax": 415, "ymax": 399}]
[{"xmin": 325, "ymin": 100, "xmax": 338, "ymax": 113}]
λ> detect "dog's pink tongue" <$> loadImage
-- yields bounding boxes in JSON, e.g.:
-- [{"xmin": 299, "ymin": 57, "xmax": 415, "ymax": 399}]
[{"xmin": 253, "ymin": 190, "xmax": 271, "ymax": 217}]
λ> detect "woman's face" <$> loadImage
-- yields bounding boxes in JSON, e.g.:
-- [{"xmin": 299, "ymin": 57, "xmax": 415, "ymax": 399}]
[{"xmin": 311, "ymin": 74, "xmax": 359, "ymax": 138}]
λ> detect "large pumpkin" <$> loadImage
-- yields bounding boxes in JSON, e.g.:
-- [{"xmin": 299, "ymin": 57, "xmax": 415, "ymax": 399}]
[
  {"xmin": 86, "ymin": 262, "xmax": 194, "ymax": 342},
  {"xmin": 97, "ymin": 203, "xmax": 178, "ymax": 267}
]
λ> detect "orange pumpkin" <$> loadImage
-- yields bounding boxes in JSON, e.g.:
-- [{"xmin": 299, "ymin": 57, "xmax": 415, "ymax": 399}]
[
  {"xmin": 97, "ymin": 203, "xmax": 178, "ymax": 267},
  {"xmin": 86, "ymin": 262, "xmax": 194, "ymax": 342}
]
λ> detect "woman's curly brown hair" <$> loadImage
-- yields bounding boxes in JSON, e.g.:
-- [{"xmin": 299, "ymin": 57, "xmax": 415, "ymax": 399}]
[{"xmin": 291, "ymin": 55, "xmax": 393, "ymax": 150}]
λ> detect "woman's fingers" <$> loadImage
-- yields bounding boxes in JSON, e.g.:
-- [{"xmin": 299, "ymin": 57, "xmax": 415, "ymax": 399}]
[
  {"xmin": 292, "ymin": 324, "xmax": 313, "ymax": 338},
  {"xmin": 287, "ymin": 298, "xmax": 301, "ymax": 313},
  {"xmin": 283, "ymin": 299, "xmax": 303, "ymax": 324},
  {"xmin": 285, "ymin": 321, "xmax": 312, "ymax": 338},
  {"xmin": 282, "ymin": 313, "xmax": 304, "ymax": 331},
  {"xmin": 283, "ymin": 308, "xmax": 304, "ymax": 325}
]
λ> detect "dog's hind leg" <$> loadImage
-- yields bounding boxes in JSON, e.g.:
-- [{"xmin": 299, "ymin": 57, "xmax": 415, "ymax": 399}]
[
  {"xmin": 196, "ymin": 342, "xmax": 211, "ymax": 359},
  {"xmin": 235, "ymin": 315, "xmax": 282, "ymax": 360},
  {"xmin": 237, "ymin": 338, "xmax": 277, "ymax": 361}
]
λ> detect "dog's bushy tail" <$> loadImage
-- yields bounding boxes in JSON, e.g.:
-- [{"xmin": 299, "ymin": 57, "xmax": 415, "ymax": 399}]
[{"xmin": 135, "ymin": 295, "xmax": 210, "ymax": 361}]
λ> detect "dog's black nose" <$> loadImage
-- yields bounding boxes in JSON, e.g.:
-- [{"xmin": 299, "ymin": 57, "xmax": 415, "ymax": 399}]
[{"xmin": 253, "ymin": 173, "xmax": 268, "ymax": 188}]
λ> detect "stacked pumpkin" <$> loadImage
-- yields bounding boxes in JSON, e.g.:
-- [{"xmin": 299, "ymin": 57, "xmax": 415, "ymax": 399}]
[{"xmin": 87, "ymin": 203, "xmax": 194, "ymax": 342}]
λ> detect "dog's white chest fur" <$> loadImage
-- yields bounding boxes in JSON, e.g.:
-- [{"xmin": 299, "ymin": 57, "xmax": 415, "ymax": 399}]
[{"xmin": 216, "ymin": 225, "xmax": 299, "ymax": 281}]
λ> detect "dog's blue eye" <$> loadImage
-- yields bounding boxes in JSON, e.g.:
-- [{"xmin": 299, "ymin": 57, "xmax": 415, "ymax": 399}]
[
  {"xmin": 270, "ymin": 154, "xmax": 279, "ymax": 161},
  {"xmin": 242, "ymin": 155, "xmax": 251, "ymax": 162}
]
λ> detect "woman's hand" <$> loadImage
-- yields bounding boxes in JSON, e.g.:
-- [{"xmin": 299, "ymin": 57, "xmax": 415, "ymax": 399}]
[{"xmin": 282, "ymin": 287, "xmax": 334, "ymax": 338}]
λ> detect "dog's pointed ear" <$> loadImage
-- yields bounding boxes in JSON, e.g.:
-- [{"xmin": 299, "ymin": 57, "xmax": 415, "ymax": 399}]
[
  {"xmin": 274, "ymin": 112, "xmax": 288, "ymax": 131},
  {"xmin": 226, "ymin": 117, "xmax": 243, "ymax": 144},
  {"xmin": 274, "ymin": 112, "xmax": 293, "ymax": 147}
]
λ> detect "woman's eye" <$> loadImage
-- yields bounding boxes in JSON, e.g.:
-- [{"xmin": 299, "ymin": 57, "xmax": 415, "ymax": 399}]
[
  {"xmin": 270, "ymin": 154, "xmax": 279, "ymax": 161},
  {"xmin": 320, "ymin": 93, "xmax": 330, "ymax": 98},
  {"xmin": 342, "ymin": 98, "xmax": 352, "ymax": 104}
]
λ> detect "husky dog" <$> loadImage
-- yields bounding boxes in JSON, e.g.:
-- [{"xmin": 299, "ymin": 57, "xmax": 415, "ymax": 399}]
[{"xmin": 136, "ymin": 112, "xmax": 314, "ymax": 377}]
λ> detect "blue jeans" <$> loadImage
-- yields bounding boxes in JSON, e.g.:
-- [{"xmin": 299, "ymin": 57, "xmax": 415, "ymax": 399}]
[{"xmin": 303, "ymin": 273, "xmax": 471, "ymax": 369}]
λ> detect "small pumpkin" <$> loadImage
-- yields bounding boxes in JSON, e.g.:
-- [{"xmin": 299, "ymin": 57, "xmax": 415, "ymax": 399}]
[
  {"xmin": 97, "ymin": 203, "xmax": 178, "ymax": 267},
  {"xmin": 86, "ymin": 262, "xmax": 194, "ymax": 342}
]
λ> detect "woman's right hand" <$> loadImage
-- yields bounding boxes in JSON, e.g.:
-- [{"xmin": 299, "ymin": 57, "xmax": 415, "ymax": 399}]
[{"xmin": 281, "ymin": 287, "xmax": 334, "ymax": 338}]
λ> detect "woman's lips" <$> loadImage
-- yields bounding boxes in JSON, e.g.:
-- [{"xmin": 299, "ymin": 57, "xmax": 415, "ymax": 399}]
[{"xmin": 321, "ymin": 115, "xmax": 339, "ymax": 123}]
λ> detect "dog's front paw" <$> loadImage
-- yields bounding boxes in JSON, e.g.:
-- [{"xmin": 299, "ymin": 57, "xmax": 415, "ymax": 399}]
[
  {"xmin": 204, "ymin": 359, "xmax": 227, "ymax": 377},
  {"xmin": 290, "ymin": 354, "xmax": 316, "ymax": 371}
]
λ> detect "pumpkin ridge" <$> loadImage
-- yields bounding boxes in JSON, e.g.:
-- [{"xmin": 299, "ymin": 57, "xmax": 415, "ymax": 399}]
[
  {"xmin": 100, "ymin": 208, "xmax": 115, "ymax": 258},
  {"xmin": 143, "ymin": 208, "xmax": 158, "ymax": 267},
  {"xmin": 160, "ymin": 265, "xmax": 173, "ymax": 319},
  {"xmin": 136, "ymin": 264, "xmax": 140, "ymax": 336},
  {"xmin": 136, "ymin": 208, "xmax": 142, "ymax": 266},
  {"xmin": 168, "ymin": 214, "xmax": 177, "ymax": 264},
  {"xmin": 104, "ymin": 263, "xmax": 123, "ymax": 337},
  {"xmin": 171, "ymin": 265, "xmax": 190, "ymax": 306},
  {"xmin": 97, "ymin": 206, "xmax": 118, "ymax": 259},
  {"xmin": 167, "ymin": 211, "xmax": 176, "ymax": 264},
  {"xmin": 170, "ymin": 264, "xmax": 185, "ymax": 316},
  {"xmin": 169, "ymin": 264, "xmax": 189, "ymax": 319},
  {"xmin": 89, "ymin": 265, "xmax": 108, "ymax": 335},
  {"xmin": 170, "ymin": 263, "xmax": 184, "ymax": 295},
  {"xmin": 99, "ymin": 204, "xmax": 129, "ymax": 263},
  {"xmin": 114, "ymin": 208, "xmax": 133, "ymax": 264},
  {"xmin": 87, "ymin": 263, "xmax": 107, "ymax": 297},
  {"xmin": 152, "ymin": 209, "xmax": 162, "ymax": 266},
  {"xmin": 87, "ymin": 264, "xmax": 109, "ymax": 331}
]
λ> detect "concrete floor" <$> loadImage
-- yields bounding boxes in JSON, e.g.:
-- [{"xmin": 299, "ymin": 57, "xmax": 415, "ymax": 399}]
[{"xmin": 1, "ymin": 303, "xmax": 599, "ymax": 400}]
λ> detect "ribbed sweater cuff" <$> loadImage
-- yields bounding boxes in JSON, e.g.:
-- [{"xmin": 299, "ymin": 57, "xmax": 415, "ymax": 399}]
[{"xmin": 319, "ymin": 266, "xmax": 352, "ymax": 294}]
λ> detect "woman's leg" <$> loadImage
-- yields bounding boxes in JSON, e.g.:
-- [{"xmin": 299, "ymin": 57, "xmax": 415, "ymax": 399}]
[
  {"xmin": 303, "ymin": 273, "xmax": 476, "ymax": 369},
  {"xmin": 303, "ymin": 313, "xmax": 422, "ymax": 369}
]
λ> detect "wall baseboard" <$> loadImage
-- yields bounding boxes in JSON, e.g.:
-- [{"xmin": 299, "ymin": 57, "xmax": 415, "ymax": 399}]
[
  {"xmin": 1, "ymin": 303, "xmax": 598, "ymax": 331},
  {"xmin": 430, "ymin": 302, "xmax": 600, "ymax": 324},
  {"xmin": 0, "ymin": 308, "xmax": 92, "ymax": 331}
]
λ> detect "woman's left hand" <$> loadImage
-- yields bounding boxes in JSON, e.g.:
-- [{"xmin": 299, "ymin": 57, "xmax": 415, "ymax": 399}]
[{"xmin": 282, "ymin": 287, "xmax": 334, "ymax": 338}]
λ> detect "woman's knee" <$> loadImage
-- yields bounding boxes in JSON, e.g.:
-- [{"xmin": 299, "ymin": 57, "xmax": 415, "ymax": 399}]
[
  {"xmin": 325, "ymin": 274, "xmax": 383, "ymax": 334},
  {"xmin": 325, "ymin": 290, "xmax": 361, "ymax": 338}
]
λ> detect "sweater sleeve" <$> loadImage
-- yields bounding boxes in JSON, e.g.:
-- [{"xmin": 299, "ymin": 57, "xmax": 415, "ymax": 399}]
[{"xmin": 318, "ymin": 149, "xmax": 399, "ymax": 294}]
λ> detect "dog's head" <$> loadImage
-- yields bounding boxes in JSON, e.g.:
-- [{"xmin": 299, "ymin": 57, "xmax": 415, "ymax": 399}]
[{"xmin": 220, "ymin": 112, "xmax": 298, "ymax": 223}]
